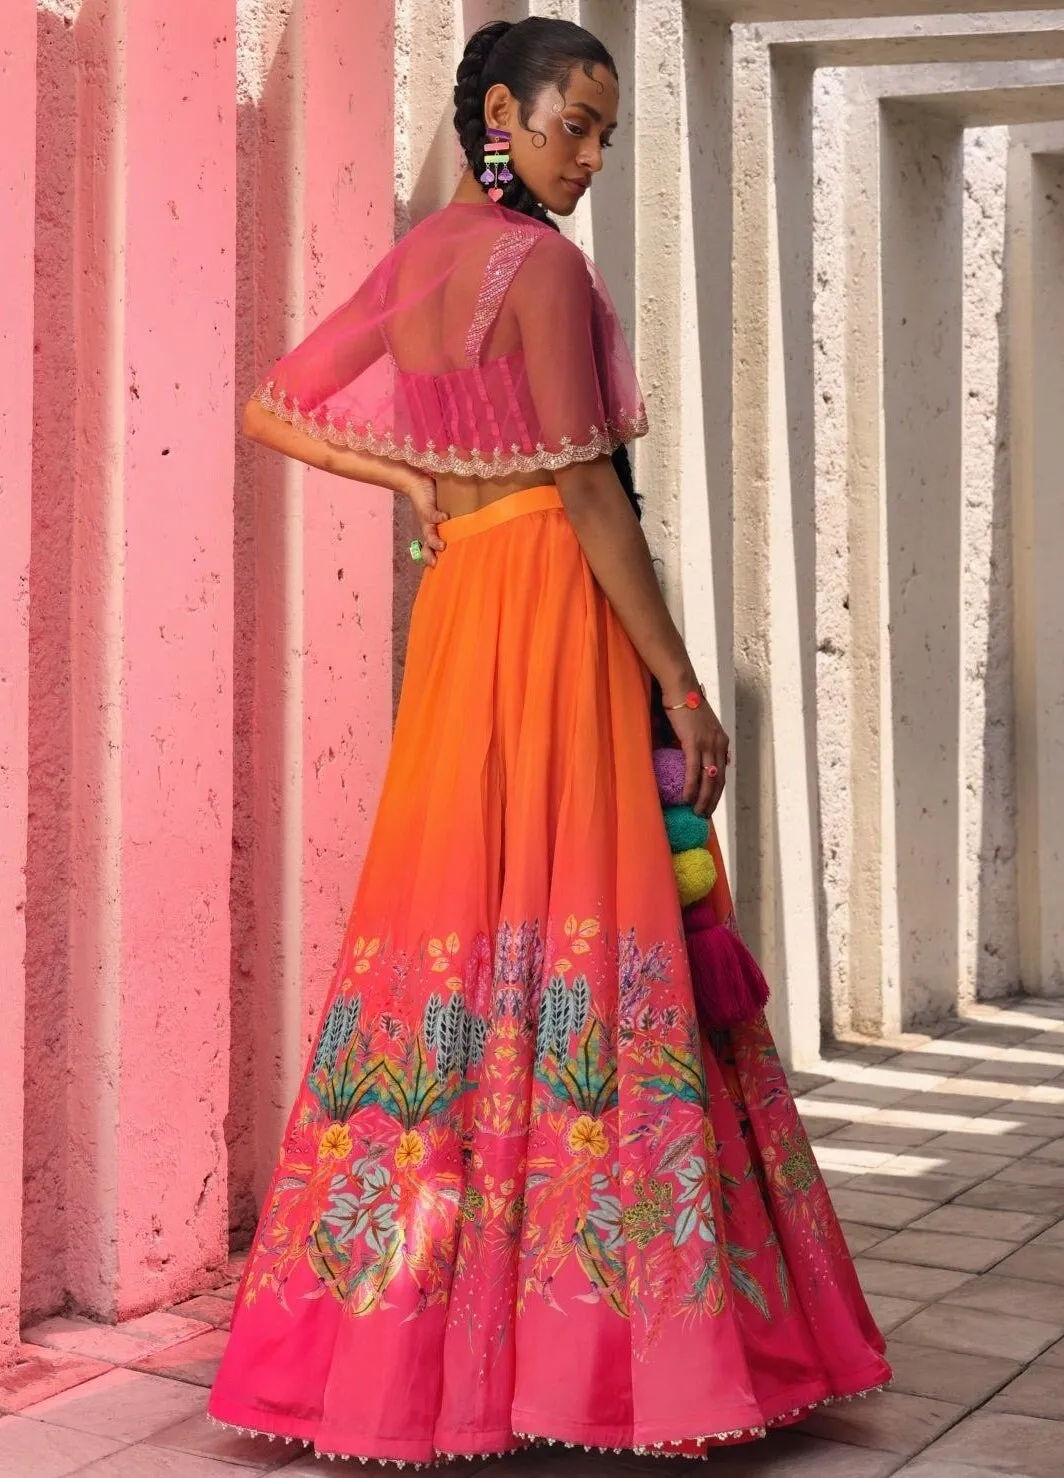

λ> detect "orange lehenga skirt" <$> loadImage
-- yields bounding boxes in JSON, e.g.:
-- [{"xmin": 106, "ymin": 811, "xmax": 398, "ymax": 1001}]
[{"xmin": 209, "ymin": 485, "xmax": 890, "ymax": 1465}]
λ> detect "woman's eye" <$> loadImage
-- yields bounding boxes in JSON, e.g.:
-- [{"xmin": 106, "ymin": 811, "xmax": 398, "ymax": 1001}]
[{"xmin": 562, "ymin": 120, "xmax": 585, "ymax": 138}]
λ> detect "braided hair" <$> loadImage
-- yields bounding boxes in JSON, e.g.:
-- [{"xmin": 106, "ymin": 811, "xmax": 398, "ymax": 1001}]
[{"xmin": 453, "ymin": 18, "xmax": 640, "ymax": 521}]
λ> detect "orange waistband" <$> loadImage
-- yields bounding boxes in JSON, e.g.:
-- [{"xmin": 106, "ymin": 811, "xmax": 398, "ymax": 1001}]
[{"xmin": 438, "ymin": 485, "xmax": 563, "ymax": 545}]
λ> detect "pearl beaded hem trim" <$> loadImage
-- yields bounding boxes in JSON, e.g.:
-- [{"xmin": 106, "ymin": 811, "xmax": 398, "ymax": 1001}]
[{"xmin": 206, "ymin": 1382, "xmax": 890, "ymax": 1468}]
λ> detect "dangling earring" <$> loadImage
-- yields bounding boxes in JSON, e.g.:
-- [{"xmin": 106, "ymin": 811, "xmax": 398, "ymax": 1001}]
[{"xmin": 480, "ymin": 126, "xmax": 513, "ymax": 203}]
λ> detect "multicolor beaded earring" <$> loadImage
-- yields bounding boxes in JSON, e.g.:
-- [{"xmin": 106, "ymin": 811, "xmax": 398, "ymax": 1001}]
[{"xmin": 480, "ymin": 126, "xmax": 513, "ymax": 202}]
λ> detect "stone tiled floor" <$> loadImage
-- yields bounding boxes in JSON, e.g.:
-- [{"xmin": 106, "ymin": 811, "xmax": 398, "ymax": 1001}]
[{"xmin": 4, "ymin": 999, "xmax": 1064, "ymax": 1478}]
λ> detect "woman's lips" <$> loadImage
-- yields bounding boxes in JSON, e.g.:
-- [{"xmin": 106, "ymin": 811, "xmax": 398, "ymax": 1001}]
[{"xmin": 562, "ymin": 178, "xmax": 589, "ymax": 198}]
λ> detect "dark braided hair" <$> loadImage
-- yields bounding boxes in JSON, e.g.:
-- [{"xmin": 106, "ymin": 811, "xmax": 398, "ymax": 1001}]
[{"xmin": 453, "ymin": 18, "xmax": 640, "ymax": 522}]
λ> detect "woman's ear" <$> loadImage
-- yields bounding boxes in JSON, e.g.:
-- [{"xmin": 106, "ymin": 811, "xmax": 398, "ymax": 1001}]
[{"xmin": 483, "ymin": 82, "xmax": 516, "ymax": 135}]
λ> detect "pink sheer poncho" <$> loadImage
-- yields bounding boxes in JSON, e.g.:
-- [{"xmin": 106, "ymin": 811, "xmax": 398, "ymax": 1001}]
[{"xmin": 254, "ymin": 200, "xmax": 648, "ymax": 479}]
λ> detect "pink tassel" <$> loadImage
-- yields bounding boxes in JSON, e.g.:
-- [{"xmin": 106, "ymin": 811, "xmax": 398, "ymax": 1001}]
[{"xmin": 684, "ymin": 910, "xmax": 770, "ymax": 1030}]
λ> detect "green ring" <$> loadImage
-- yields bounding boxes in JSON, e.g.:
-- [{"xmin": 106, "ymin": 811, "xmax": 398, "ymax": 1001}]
[{"xmin": 409, "ymin": 539, "xmax": 423, "ymax": 564}]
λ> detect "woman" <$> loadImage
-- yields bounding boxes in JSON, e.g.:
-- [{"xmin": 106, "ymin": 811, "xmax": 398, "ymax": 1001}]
[{"xmin": 209, "ymin": 16, "xmax": 890, "ymax": 1466}]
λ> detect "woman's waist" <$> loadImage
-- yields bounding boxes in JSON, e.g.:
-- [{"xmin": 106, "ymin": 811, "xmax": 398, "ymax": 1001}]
[
  {"xmin": 437, "ymin": 484, "xmax": 563, "ymax": 545},
  {"xmin": 435, "ymin": 470, "xmax": 557, "ymax": 522}
]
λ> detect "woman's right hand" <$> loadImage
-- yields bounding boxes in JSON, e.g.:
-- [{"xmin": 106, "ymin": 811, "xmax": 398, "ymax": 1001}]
[
  {"xmin": 665, "ymin": 697, "xmax": 730, "ymax": 817},
  {"xmin": 398, "ymin": 470, "xmax": 448, "ymax": 569}
]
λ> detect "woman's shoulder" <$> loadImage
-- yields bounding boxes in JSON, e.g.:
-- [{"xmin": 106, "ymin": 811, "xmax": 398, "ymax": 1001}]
[{"xmin": 513, "ymin": 229, "xmax": 594, "ymax": 304}]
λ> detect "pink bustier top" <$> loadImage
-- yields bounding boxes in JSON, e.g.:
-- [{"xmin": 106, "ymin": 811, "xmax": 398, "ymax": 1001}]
[{"xmin": 253, "ymin": 201, "xmax": 648, "ymax": 479}]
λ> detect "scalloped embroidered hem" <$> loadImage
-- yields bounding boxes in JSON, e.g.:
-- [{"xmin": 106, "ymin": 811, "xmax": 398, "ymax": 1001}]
[
  {"xmin": 206, "ymin": 1381, "xmax": 891, "ymax": 1468},
  {"xmin": 253, "ymin": 381, "xmax": 649, "ymax": 479}
]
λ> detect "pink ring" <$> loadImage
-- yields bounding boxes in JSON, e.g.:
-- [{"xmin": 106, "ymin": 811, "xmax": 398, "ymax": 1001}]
[{"xmin": 703, "ymin": 764, "xmax": 719, "ymax": 779}]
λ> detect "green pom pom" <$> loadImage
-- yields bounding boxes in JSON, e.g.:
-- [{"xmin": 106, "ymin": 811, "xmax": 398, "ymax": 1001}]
[{"xmin": 663, "ymin": 805, "xmax": 710, "ymax": 854}]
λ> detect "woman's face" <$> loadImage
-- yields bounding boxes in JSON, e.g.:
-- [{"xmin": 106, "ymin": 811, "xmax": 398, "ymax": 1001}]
[{"xmin": 485, "ymin": 64, "xmax": 619, "ymax": 217}]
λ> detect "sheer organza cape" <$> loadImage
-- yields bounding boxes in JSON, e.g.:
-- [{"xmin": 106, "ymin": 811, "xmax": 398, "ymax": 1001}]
[{"xmin": 254, "ymin": 200, "xmax": 648, "ymax": 479}]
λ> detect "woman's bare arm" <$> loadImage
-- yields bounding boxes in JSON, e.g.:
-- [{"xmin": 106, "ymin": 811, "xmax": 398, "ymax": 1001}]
[
  {"xmin": 555, "ymin": 456, "xmax": 730, "ymax": 814},
  {"xmin": 242, "ymin": 398, "xmax": 448, "ymax": 563},
  {"xmin": 244, "ymin": 397, "xmax": 417, "ymax": 496}
]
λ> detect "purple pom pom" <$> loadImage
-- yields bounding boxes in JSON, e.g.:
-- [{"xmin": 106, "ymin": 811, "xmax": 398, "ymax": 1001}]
[{"xmin": 653, "ymin": 747, "xmax": 686, "ymax": 806}]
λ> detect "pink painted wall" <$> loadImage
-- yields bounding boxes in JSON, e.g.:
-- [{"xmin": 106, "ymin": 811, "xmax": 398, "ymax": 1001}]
[
  {"xmin": 231, "ymin": 0, "xmax": 397, "ymax": 1216},
  {"xmin": 23, "ymin": 0, "xmax": 82, "ymax": 1325},
  {"xmin": 1, "ymin": 0, "xmax": 37, "ymax": 1358},
  {"xmin": 65, "ymin": 0, "xmax": 237, "ymax": 1321},
  {"xmin": 8, "ymin": 0, "xmax": 397, "ymax": 1348}
]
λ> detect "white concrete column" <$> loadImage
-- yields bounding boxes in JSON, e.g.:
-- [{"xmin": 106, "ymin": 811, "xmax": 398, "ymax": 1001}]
[
  {"xmin": 879, "ymin": 101, "xmax": 965, "ymax": 1026},
  {"xmin": 1010, "ymin": 143, "xmax": 1064, "ymax": 996},
  {"xmin": 811, "ymin": 65, "xmax": 855, "ymax": 1037},
  {"xmin": 634, "ymin": 0, "xmax": 684, "ymax": 616},
  {"xmin": 582, "ymin": 0, "xmax": 636, "ymax": 324},
  {"xmin": 679, "ymin": 9, "xmax": 735, "ymax": 868},
  {"xmin": 839, "ymin": 86, "xmax": 902, "ymax": 1039},
  {"xmin": 731, "ymin": 33, "xmax": 825, "ymax": 1069},
  {"xmin": 959, "ymin": 126, "xmax": 1017, "ymax": 1007}
]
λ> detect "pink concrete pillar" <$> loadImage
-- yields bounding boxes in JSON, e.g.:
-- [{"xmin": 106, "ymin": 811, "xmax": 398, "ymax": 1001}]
[
  {"xmin": 67, "ymin": 0, "xmax": 236, "ymax": 1319},
  {"xmin": 0, "ymin": 0, "xmax": 37, "ymax": 1359},
  {"xmin": 247, "ymin": 0, "xmax": 396, "ymax": 1201}
]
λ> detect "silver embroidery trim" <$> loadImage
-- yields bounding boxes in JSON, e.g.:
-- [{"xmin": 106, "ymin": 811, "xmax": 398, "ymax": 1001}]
[
  {"xmin": 254, "ymin": 380, "xmax": 649, "ymax": 478},
  {"xmin": 464, "ymin": 226, "xmax": 542, "ymax": 365}
]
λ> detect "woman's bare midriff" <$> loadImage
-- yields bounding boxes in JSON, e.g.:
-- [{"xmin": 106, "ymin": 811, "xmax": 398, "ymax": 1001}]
[{"xmin": 434, "ymin": 470, "xmax": 556, "ymax": 519}]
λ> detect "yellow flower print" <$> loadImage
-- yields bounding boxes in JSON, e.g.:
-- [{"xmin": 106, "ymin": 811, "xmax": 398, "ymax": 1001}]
[
  {"xmin": 396, "ymin": 1130, "xmax": 426, "ymax": 1170},
  {"xmin": 318, "ymin": 1123, "xmax": 352, "ymax": 1160},
  {"xmin": 568, "ymin": 1115, "xmax": 609, "ymax": 1158},
  {"xmin": 779, "ymin": 1138, "xmax": 817, "ymax": 1193},
  {"xmin": 621, "ymin": 1177, "xmax": 673, "ymax": 1249}
]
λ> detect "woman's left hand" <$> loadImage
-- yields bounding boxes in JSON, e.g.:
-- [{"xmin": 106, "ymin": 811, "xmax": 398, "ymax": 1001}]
[
  {"xmin": 401, "ymin": 470, "xmax": 447, "ymax": 568},
  {"xmin": 666, "ymin": 699, "xmax": 730, "ymax": 817}
]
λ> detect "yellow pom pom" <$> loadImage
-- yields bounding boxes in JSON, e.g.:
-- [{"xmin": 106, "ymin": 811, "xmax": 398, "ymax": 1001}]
[{"xmin": 672, "ymin": 846, "xmax": 718, "ymax": 909}]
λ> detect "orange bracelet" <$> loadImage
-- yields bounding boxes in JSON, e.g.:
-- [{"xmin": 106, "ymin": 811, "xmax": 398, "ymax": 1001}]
[{"xmin": 663, "ymin": 683, "xmax": 705, "ymax": 712}]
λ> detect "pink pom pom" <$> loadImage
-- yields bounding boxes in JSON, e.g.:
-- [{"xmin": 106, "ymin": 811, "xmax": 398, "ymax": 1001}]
[
  {"xmin": 653, "ymin": 747, "xmax": 686, "ymax": 806},
  {"xmin": 683, "ymin": 910, "xmax": 770, "ymax": 1031}
]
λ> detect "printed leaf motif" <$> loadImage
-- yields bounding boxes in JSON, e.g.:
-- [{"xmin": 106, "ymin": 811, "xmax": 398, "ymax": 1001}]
[
  {"xmin": 727, "ymin": 1258, "xmax": 771, "ymax": 1321},
  {"xmin": 570, "ymin": 977, "xmax": 591, "ymax": 1036},
  {"xmin": 675, "ymin": 1204, "xmax": 698, "ymax": 1247},
  {"xmin": 424, "ymin": 995, "xmax": 442, "ymax": 1052}
]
